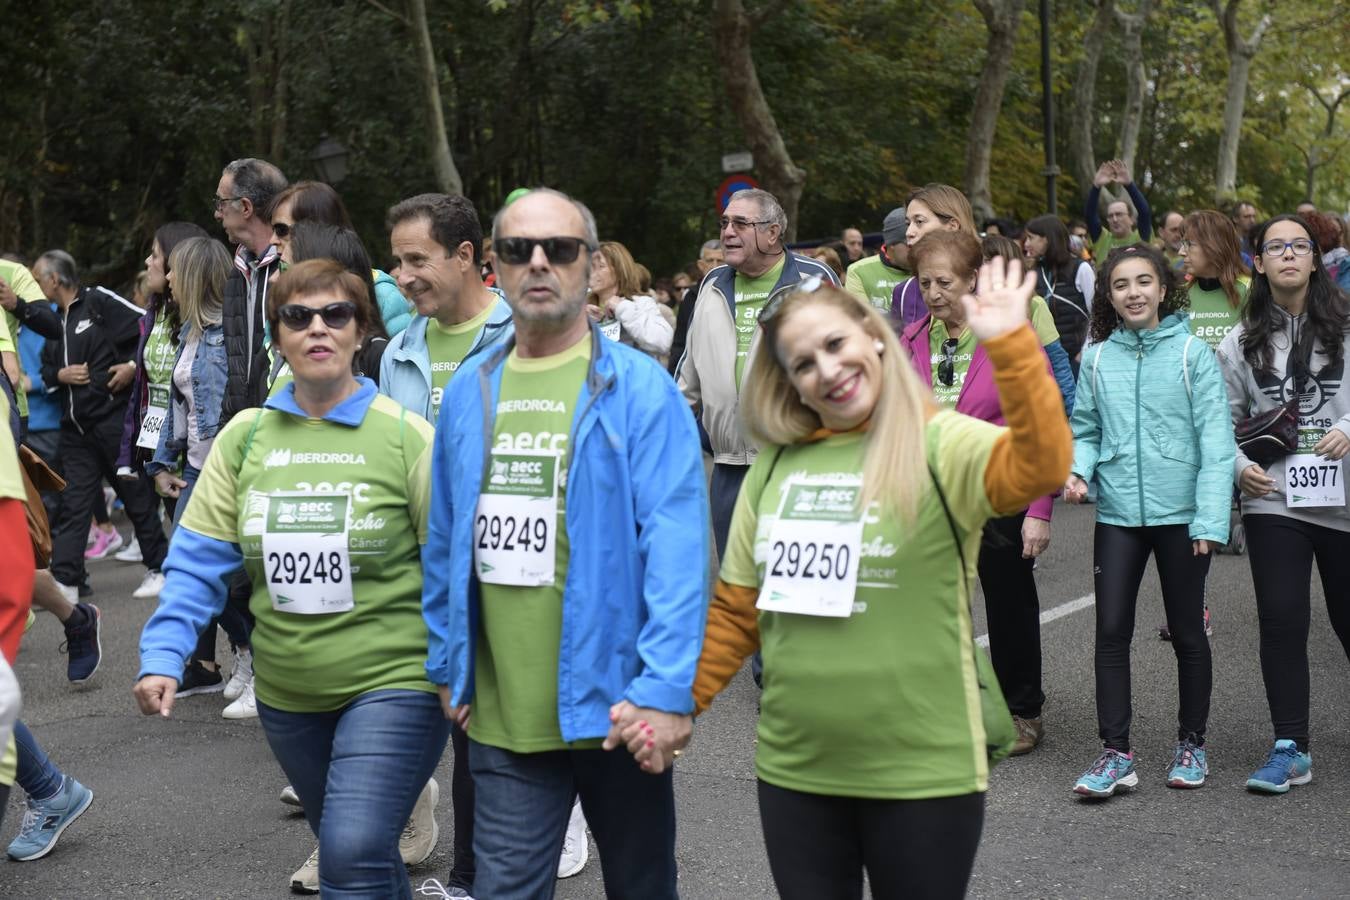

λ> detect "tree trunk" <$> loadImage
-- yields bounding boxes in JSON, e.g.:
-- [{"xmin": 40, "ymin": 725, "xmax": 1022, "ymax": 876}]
[
  {"xmin": 965, "ymin": 0, "xmax": 1027, "ymax": 223},
  {"xmin": 407, "ymin": 0, "xmax": 463, "ymax": 195},
  {"xmin": 1068, "ymin": 0, "xmax": 1115, "ymax": 209},
  {"xmin": 269, "ymin": 0, "xmax": 291, "ymax": 162},
  {"xmin": 1114, "ymin": 0, "xmax": 1151, "ymax": 174},
  {"xmin": 713, "ymin": 0, "xmax": 805, "ymax": 241},
  {"xmin": 1211, "ymin": 0, "xmax": 1270, "ymax": 204}
]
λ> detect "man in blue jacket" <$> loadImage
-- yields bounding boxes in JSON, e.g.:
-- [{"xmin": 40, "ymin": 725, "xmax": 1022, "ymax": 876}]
[
  {"xmin": 422, "ymin": 187, "xmax": 708, "ymax": 899},
  {"xmin": 380, "ymin": 193, "xmax": 512, "ymax": 423}
]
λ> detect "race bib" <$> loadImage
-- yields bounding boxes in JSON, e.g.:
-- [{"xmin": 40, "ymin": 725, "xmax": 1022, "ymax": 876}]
[
  {"xmin": 475, "ymin": 451, "xmax": 559, "ymax": 586},
  {"xmin": 1285, "ymin": 454, "xmax": 1345, "ymax": 508},
  {"xmin": 599, "ymin": 319, "xmax": 622, "ymax": 342},
  {"xmin": 261, "ymin": 492, "xmax": 354, "ymax": 614},
  {"xmin": 757, "ymin": 477, "xmax": 864, "ymax": 618},
  {"xmin": 136, "ymin": 385, "xmax": 170, "ymax": 450}
]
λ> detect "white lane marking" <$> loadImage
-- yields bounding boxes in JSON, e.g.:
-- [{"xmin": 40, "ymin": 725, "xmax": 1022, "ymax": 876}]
[{"xmin": 975, "ymin": 593, "xmax": 1095, "ymax": 648}]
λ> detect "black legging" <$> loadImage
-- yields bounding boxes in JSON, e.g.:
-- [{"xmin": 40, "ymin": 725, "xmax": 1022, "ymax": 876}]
[
  {"xmin": 1094, "ymin": 523, "xmax": 1212, "ymax": 751},
  {"xmin": 758, "ymin": 780, "xmax": 983, "ymax": 900},
  {"xmin": 978, "ymin": 511, "xmax": 1044, "ymax": 719},
  {"xmin": 1243, "ymin": 514, "xmax": 1350, "ymax": 752}
]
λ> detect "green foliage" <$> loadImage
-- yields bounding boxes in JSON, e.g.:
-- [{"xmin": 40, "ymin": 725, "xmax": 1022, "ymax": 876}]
[{"xmin": 0, "ymin": 0, "xmax": 1343, "ymax": 293}]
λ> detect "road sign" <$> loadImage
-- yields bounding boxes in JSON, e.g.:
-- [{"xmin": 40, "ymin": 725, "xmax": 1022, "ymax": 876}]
[
  {"xmin": 722, "ymin": 151, "xmax": 754, "ymax": 173},
  {"xmin": 717, "ymin": 174, "xmax": 760, "ymax": 212}
]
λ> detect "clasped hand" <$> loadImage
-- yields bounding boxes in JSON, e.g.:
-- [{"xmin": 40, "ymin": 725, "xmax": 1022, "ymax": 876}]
[{"xmin": 603, "ymin": 700, "xmax": 692, "ymax": 775}]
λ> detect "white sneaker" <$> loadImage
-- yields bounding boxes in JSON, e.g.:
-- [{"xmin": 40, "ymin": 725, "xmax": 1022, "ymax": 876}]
[
  {"xmin": 131, "ymin": 570, "xmax": 165, "ymax": 599},
  {"xmin": 56, "ymin": 581, "xmax": 80, "ymax": 605},
  {"xmin": 556, "ymin": 798, "xmax": 589, "ymax": 878},
  {"xmin": 418, "ymin": 879, "xmax": 474, "ymax": 898},
  {"xmin": 290, "ymin": 845, "xmax": 319, "ymax": 894},
  {"xmin": 279, "ymin": 785, "xmax": 303, "ymax": 808},
  {"xmin": 400, "ymin": 777, "xmax": 439, "ymax": 866},
  {"xmin": 113, "ymin": 537, "xmax": 143, "ymax": 562},
  {"xmin": 223, "ymin": 647, "xmax": 254, "ymax": 701},
  {"xmin": 222, "ymin": 679, "xmax": 257, "ymax": 719}
]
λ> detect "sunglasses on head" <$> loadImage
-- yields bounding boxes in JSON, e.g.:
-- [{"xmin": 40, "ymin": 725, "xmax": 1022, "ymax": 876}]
[
  {"xmin": 757, "ymin": 274, "xmax": 824, "ymax": 326},
  {"xmin": 277, "ymin": 301, "xmax": 358, "ymax": 331},
  {"xmin": 937, "ymin": 338, "xmax": 959, "ymax": 387},
  {"xmin": 494, "ymin": 236, "xmax": 593, "ymax": 266}
]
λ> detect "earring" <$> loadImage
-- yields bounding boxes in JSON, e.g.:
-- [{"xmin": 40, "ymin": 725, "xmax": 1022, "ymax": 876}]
[{"xmin": 874, "ymin": 340, "xmax": 885, "ymax": 354}]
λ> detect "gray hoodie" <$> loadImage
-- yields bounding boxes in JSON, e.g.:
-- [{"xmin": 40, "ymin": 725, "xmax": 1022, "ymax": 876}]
[{"xmin": 1216, "ymin": 304, "xmax": 1350, "ymax": 531}]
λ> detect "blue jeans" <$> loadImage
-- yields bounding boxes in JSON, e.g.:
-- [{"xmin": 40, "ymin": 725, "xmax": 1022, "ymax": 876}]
[
  {"xmin": 469, "ymin": 738, "xmax": 678, "ymax": 900},
  {"xmin": 15, "ymin": 721, "xmax": 64, "ymax": 801},
  {"xmin": 257, "ymin": 689, "xmax": 450, "ymax": 899}
]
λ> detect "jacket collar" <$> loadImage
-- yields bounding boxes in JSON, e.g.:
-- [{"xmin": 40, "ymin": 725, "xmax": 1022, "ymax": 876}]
[
  {"xmin": 390, "ymin": 290, "xmax": 512, "ymax": 363},
  {"xmin": 264, "ymin": 376, "xmax": 376, "ymax": 425}
]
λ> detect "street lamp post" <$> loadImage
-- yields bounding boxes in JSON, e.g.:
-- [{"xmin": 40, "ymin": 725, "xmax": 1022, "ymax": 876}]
[
  {"xmin": 1040, "ymin": 0, "xmax": 1059, "ymax": 216},
  {"xmin": 310, "ymin": 136, "xmax": 349, "ymax": 185}
]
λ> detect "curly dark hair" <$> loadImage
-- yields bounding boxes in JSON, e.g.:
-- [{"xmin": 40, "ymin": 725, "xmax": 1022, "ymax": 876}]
[
  {"xmin": 1088, "ymin": 243, "xmax": 1189, "ymax": 344},
  {"xmin": 1240, "ymin": 215, "xmax": 1349, "ymax": 374}
]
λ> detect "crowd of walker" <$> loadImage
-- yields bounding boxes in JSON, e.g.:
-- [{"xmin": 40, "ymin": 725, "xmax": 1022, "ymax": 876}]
[{"xmin": 1, "ymin": 154, "xmax": 1349, "ymax": 899}]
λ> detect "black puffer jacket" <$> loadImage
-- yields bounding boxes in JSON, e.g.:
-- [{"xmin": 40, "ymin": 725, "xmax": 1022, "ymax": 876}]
[
  {"xmin": 1037, "ymin": 262, "xmax": 1092, "ymax": 361},
  {"xmin": 38, "ymin": 286, "xmax": 145, "ymax": 430},
  {"xmin": 221, "ymin": 244, "xmax": 280, "ymax": 424}
]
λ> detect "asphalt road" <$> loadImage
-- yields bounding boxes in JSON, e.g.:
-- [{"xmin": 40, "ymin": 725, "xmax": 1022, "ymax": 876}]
[{"xmin": 5, "ymin": 500, "xmax": 1350, "ymax": 898}]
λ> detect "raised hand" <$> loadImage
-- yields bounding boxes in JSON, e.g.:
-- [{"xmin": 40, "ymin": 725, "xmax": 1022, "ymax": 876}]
[
  {"xmin": 960, "ymin": 256, "xmax": 1036, "ymax": 343},
  {"xmin": 1093, "ymin": 161, "xmax": 1114, "ymax": 188}
]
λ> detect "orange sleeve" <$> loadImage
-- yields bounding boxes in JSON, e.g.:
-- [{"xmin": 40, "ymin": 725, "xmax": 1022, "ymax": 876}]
[
  {"xmin": 693, "ymin": 579, "xmax": 761, "ymax": 715},
  {"xmin": 0, "ymin": 498, "xmax": 35, "ymax": 664},
  {"xmin": 981, "ymin": 325, "xmax": 1074, "ymax": 516}
]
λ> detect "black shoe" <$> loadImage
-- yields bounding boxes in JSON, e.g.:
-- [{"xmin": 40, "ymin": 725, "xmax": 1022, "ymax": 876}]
[
  {"xmin": 61, "ymin": 603, "xmax": 102, "ymax": 683},
  {"xmin": 177, "ymin": 660, "xmax": 225, "ymax": 698},
  {"xmin": 78, "ymin": 579, "xmax": 93, "ymax": 598}
]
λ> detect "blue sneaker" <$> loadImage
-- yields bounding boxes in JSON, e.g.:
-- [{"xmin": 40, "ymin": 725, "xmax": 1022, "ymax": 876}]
[
  {"xmin": 1246, "ymin": 739, "xmax": 1312, "ymax": 794},
  {"xmin": 60, "ymin": 603, "xmax": 102, "ymax": 683},
  {"xmin": 1166, "ymin": 739, "xmax": 1208, "ymax": 788},
  {"xmin": 6, "ymin": 776, "xmax": 95, "ymax": 861},
  {"xmin": 1073, "ymin": 748, "xmax": 1138, "ymax": 798}
]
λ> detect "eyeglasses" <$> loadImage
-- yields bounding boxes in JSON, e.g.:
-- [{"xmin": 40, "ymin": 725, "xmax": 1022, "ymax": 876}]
[
  {"xmin": 277, "ymin": 301, "xmax": 358, "ymax": 331},
  {"xmin": 719, "ymin": 216, "xmax": 771, "ymax": 231},
  {"xmin": 758, "ymin": 274, "xmax": 824, "ymax": 325},
  {"xmin": 494, "ymin": 236, "xmax": 594, "ymax": 266},
  {"xmin": 212, "ymin": 195, "xmax": 242, "ymax": 211},
  {"xmin": 937, "ymin": 338, "xmax": 959, "ymax": 387},
  {"xmin": 272, "ymin": 222, "xmax": 292, "ymax": 239},
  {"xmin": 1260, "ymin": 239, "xmax": 1315, "ymax": 258}
]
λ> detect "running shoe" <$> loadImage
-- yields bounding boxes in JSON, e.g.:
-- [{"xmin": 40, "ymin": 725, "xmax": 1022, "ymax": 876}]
[
  {"xmin": 84, "ymin": 529, "xmax": 123, "ymax": 560},
  {"xmin": 290, "ymin": 845, "xmax": 319, "ymax": 894},
  {"xmin": 1166, "ymin": 739, "xmax": 1208, "ymax": 788},
  {"xmin": 60, "ymin": 603, "xmax": 102, "ymax": 683},
  {"xmin": 557, "ymin": 797, "xmax": 589, "ymax": 878},
  {"xmin": 1010, "ymin": 716, "xmax": 1044, "ymax": 756},
  {"xmin": 400, "ymin": 777, "xmax": 440, "ymax": 866},
  {"xmin": 1073, "ymin": 748, "xmax": 1138, "ymax": 798},
  {"xmin": 222, "ymin": 680, "xmax": 257, "ymax": 719},
  {"xmin": 6, "ymin": 776, "xmax": 95, "ymax": 861},
  {"xmin": 418, "ymin": 880, "xmax": 474, "ymax": 898},
  {"xmin": 113, "ymin": 537, "xmax": 143, "ymax": 563},
  {"xmin": 1246, "ymin": 739, "xmax": 1312, "ymax": 794},
  {"xmin": 132, "ymin": 569, "xmax": 165, "ymax": 599},
  {"xmin": 223, "ymin": 646, "xmax": 254, "ymax": 702},
  {"xmin": 279, "ymin": 785, "xmax": 303, "ymax": 808},
  {"xmin": 85, "ymin": 523, "xmax": 98, "ymax": 547},
  {"xmin": 177, "ymin": 659, "xmax": 225, "ymax": 697}
]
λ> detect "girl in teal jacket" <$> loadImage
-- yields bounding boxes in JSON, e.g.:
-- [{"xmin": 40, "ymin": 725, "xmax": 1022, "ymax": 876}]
[{"xmin": 1064, "ymin": 244, "xmax": 1236, "ymax": 798}]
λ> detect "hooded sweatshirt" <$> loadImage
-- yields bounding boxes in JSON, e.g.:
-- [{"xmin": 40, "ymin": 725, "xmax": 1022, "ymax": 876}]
[{"xmin": 1217, "ymin": 304, "xmax": 1350, "ymax": 532}]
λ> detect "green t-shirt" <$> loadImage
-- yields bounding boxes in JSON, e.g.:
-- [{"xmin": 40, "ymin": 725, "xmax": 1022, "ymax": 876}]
[
  {"xmin": 180, "ymin": 388, "xmax": 436, "ymax": 713},
  {"xmin": 425, "ymin": 302, "xmax": 494, "ymax": 421},
  {"xmin": 0, "ymin": 259, "xmax": 44, "ymax": 419},
  {"xmin": 734, "ymin": 256, "xmax": 786, "ymax": 387},
  {"xmin": 844, "ymin": 255, "xmax": 909, "ymax": 312},
  {"xmin": 927, "ymin": 323, "xmax": 978, "ymax": 408},
  {"xmin": 1187, "ymin": 278, "xmax": 1249, "ymax": 350},
  {"xmin": 720, "ymin": 411, "xmax": 1002, "ymax": 798},
  {"xmin": 1093, "ymin": 229, "xmax": 1141, "ymax": 266},
  {"xmin": 143, "ymin": 309, "xmax": 178, "ymax": 410},
  {"xmin": 472, "ymin": 334, "xmax": 598, "ymax": 753}
]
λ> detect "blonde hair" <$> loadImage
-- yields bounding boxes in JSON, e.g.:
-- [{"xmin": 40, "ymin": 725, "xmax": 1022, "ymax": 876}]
[
  {"xmin": 741, "ymin": 285, "xmax": 929, "ymax": 523},
  {"xmin": 908, "ymin": 183, "xmax": 978, "ymax": 237},
  {"xmin": 595, "ymin": 241, "xmax": 643, "ymax": 298},
  {"xmin": 168, "ymin": 237, "xmax": 231, "ymax": 337}
]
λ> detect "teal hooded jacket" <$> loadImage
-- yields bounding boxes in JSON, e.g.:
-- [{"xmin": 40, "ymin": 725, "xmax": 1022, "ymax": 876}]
[{"xmin": 1071, "ymin": 312, "xmax": 1237, "ymax": 542}]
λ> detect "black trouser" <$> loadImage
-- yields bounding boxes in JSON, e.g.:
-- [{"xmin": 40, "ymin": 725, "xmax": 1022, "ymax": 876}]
[
  {"xmin": 50, "ymin": 416, "xmax": 168, "ymax": 587},
  {"xmin": 448, "ymin": 722, "xmax": 476, "ymax": 890},
  {"xmin": 1243, "ymin": 514, "xmax": 1350, "ymax": 752},
  {"xmin": 757, "ymin": 781, "xmax": 984, "ymax": 900},
  {"xmin": 977, "ymin": 511, "xmax": 1044, "ymax": 719},
  {"xmin": 1094, "ymin": 523, "xmax": 1212, "ymax": 751}
]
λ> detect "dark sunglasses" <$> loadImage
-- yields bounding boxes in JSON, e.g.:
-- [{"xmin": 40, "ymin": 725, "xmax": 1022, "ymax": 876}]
[
  {"xmin": 272, "ymin": 222, "xmax": 292, "ymax": 239},
  {"xmin": 937, "ymin": 338, "xmax": 959, "ymax": 387},
  {"xmin": 277, "ymin": 301, "xmax": 358, "ymax": 331},
  {"xmin": 494, "ymin": 236, "xmax": 593, "ymax": 266},
  {"xmin": 757, "ymin": 274, "xmax": 824, "ymax": 326}
]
